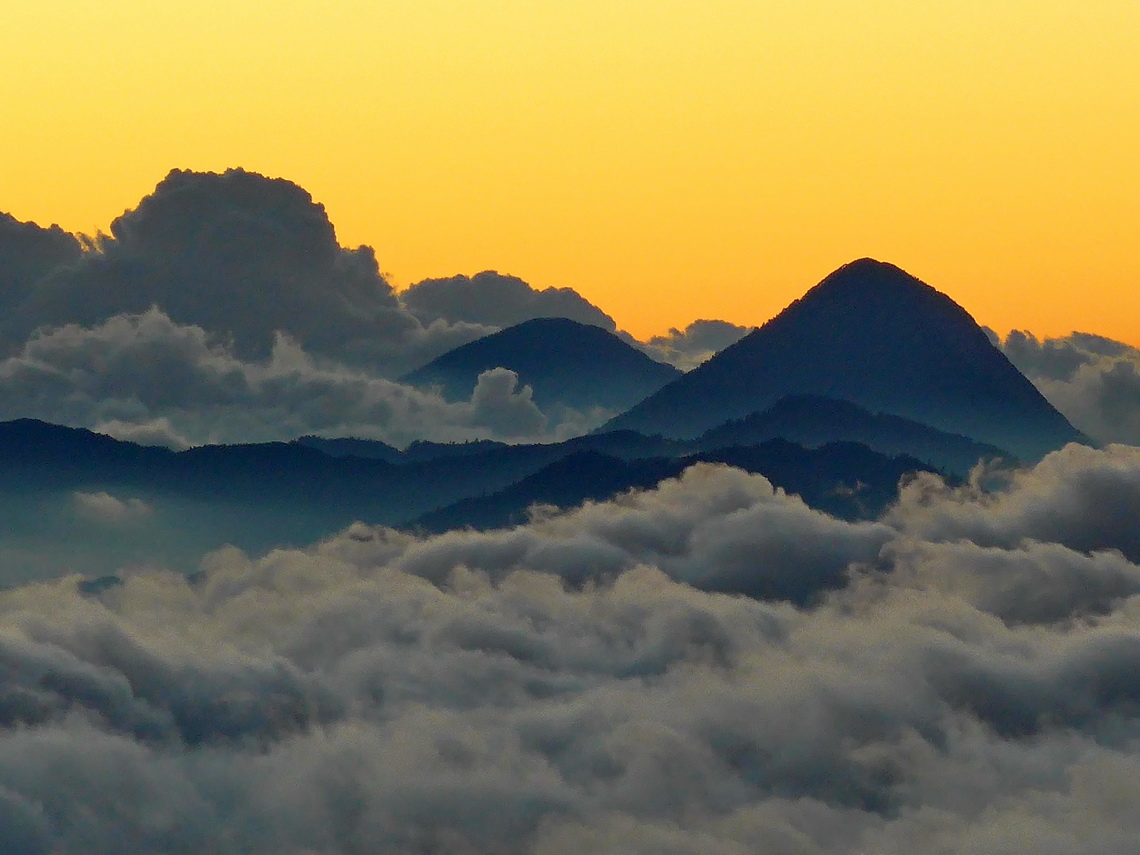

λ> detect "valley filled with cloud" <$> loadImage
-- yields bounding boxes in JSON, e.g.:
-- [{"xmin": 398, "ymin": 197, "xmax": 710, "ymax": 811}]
[{"xmin": 2, "ymin": 447, "xmax": 1140, "ymax": 853}]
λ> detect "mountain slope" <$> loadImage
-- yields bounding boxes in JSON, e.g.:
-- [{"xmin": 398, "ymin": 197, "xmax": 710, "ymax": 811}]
[
  {"xmin": 401, "ymin": 317, "xmax": 680, "ymax": 411},
  {"xmin": 604, "ymin": 259, "xmax": 1083, "ymax": 459}
]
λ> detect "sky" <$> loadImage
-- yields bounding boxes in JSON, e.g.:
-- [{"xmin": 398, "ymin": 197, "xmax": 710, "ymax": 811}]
[{"xmin": 3, "ymin": 1, "xmax": 1138, "ymax": 344}]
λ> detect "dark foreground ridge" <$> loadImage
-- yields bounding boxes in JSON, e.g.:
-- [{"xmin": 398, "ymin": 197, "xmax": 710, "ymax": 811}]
[{"xmin": 603, "ymin": 258, "xmax": 1084, "ymax": 459}]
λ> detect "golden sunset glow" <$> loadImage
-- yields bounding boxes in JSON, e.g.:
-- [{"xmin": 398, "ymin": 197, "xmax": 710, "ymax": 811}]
[{"xmin": 3, "ymin": 0, "xmax": 1138, "ymax": 343}]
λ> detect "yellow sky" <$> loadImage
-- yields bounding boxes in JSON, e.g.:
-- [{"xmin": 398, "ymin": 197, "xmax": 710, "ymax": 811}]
[{"xmin": 2, "ymin": 1, "xmax": 1138, "ymax": 344}]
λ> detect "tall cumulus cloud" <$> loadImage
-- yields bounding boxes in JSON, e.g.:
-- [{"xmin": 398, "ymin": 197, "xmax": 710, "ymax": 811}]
[
  {"xmin": 3, "ymin": 445, "xmax": 1140, "ymax": 851},
  {"xmin": 1, "ymin": 169, "xmax": 493, "ymax": 377}
]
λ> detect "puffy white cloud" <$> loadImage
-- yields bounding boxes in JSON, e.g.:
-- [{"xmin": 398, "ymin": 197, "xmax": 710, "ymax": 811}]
[{"xmin": 3, "ymin": 448, "xmax": 1140, "ymax": 850}]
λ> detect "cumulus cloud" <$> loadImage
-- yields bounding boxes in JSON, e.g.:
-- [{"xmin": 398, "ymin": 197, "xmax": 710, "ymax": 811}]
[
  {"xmin": 0, "ymin": 212, "xmax": 83, "ymax": 316},
  {"xmin": 635, "ymin": 319, "xmax": 752, "ymax": 370},
  {"xmin": 400, "ymin": 270, "xmax": 617, "ymax": 332},
  {"xmin": 1, "ymin": 170, "xmax": 488, "ymax": 377},
  {"xmin": 3, "ymin": 447, "xmax": 1140, "ymax": 850},
  {"xmin": 998, "ymin": 330, "xmax": 1140, "ymax": 446},
  {"xmin": 0, "ymin": 308, "xmax": 600, "ymax": 447}
]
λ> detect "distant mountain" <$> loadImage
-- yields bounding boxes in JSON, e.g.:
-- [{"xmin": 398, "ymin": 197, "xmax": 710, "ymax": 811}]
[
  {"xmin": 604, "ymin": 259, "xmax": 1084, "ymax": 459},
  {"xmin": 694, "ymin": 395, "xmax": 1011, "ymax": 475},
  {"xmin": 409, "ymin": 441, "xmax": 939, "ymax": 535},
  {"xmin": 1, "ymin": 417, "xmax": 936, "ymax": 581},
  {"xmin": 401, "ymin": 317, "xmax": 680, "ymax": 411},
  {"xmin": 293, "ymin": 435, "xmax": 405, "ymax": 462},
  {"xmin": 293, "ymin": 435, "xmax": 512, "ymax": 464}
]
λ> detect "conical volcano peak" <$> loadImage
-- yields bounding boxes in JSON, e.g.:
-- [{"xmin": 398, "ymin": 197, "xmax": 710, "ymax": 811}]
[
  {"xmin": 796, "ymin": 258, "xmax": 953, "ymax": 313},
  {"xmin": 603, "ymin": 259, "xmax": 1084, "ymax": 459},
  {"xmin": 761, "ymin": 258, "xmax": 985, "ymax": 357}
]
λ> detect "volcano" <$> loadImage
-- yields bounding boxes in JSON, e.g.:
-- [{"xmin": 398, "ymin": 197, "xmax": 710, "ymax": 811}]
[
  {"xmin": 604, "ymin": 259, "xmax": 1084, "ymax": 459},
  {"xmin": 402, "ymin": 317, "xmax": 679, "ymax": 412}
]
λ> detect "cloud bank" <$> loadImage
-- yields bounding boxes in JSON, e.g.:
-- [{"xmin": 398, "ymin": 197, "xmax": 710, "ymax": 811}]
[
  {"xmin": 0, "ymin": 170, "xmax": 631, "ymax": 381},
  {"xmin": 0, "ymin": 308, "xmax": 604, "ymax": 448},
  {"xmin": 635, "ymin": 319, "xmax": 752, "ymax": 371},
  {"xmin": 3, "ymin": 445, "xmax": 1140, "ymax": 851},
  {"xmin": 999, "ymin": 330, "xmax": 1140, "ymax": 447},
  {"xmin": 401, "ymin": 271, "xmax": 618, "ymax": 333},
  {"xmin": 1, "ymin": 170, "xmax": 702, "ymax": 445}
]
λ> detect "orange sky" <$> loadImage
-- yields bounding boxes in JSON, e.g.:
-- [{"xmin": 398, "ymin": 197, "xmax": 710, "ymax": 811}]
[{"xmin": 2, "ymin": 1, "xmax": 1138, "ymax": 344}]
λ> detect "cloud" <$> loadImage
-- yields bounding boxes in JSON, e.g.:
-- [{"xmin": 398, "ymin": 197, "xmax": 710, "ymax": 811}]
[
  {"xmin": 885, "ymin": 442, "xmax": 1140, "ymax": 561},
  {"xmin": 400, "ymin": 271, "xmax": 617, "ymax": 332},
  {"xmin": 635, "ymin": 319, "xmax": 752, "ymax": 370},
  {"xmin": 0, "ymin": 212, "xmax": 83, "ymax": 317},
  {"xmin": 0, "ymin": 171, "xmax": 682, "ymax": 444},
  {"xmin": 4, "ymin": 447, "xmax": 1140, "ymax": 850},
  {"xmin": 999, "ymin": 330, "xmax": 1140, "ymax": 446},
  {"xmin": 71, "ymin": 491, "xmax": 153, "ymax": 525},
  {"xmin": 1, "ymin": 169, "xmax": 488, "ymax": 378},
  {"xmin": 0, "ymin": 308, "xmax": 595, "ymax": 447}
]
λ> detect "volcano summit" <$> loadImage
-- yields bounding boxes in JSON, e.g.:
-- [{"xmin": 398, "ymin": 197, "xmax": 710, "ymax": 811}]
[{"xmin": 605, "ymin": 258, "xmax": 1083, "ymax": 460}]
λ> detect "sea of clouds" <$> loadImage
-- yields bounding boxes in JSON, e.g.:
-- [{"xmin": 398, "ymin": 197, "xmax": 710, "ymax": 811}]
[{"xmin": 3, "ymin": 444, "xmax": 1140, "ymax": 853}]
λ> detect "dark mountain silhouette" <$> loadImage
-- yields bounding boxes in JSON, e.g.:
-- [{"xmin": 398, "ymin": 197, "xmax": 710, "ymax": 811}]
[
  {"xmin": 409, "ymin": 441, "xmax": 938, "ymax": 534},
  {"xmin": 401, "ymin": 317, "xmax": 680, "ymax": 411},
  {"xmin": 292, "ymin": 435, "xmax": 514, "ymax": 465},
  {"xmin": 604, "ymin": 259, "xmax": 1084, "ymax": 460},
  {"xmin": 694, "ymin": 395, "xmax": 1011, "ymax": 475},
  {"xmin": 2, "ymin": 417, "xmax": 933, "ymax": 580},
  {"xmin": 293, "ymin": 435, "xmax": 405, "ymax": 462}
]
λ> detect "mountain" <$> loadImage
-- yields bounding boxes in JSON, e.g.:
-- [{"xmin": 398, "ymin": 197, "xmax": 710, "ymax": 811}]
[
  {"xmin": 694, "ymin": 395, "xmax": 1011, "ymax": 475},
  {"xmin": 1, "ymin": 417, "xmax": 934, "ymax": 582},
  {"xmin": 401, "ymin": 317, "xmax": 680, "ymax": 411},
  {"xmin": 603, "ymin": 259, "xmax": 1084, "ymax": 459}
]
